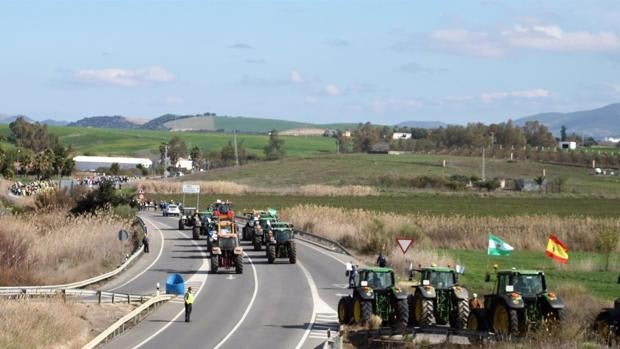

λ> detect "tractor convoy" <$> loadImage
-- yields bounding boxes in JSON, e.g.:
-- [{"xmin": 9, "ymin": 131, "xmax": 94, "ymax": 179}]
[{"xmin": 163, "ymin": 201, "xmax": 617, "ymax": 344}]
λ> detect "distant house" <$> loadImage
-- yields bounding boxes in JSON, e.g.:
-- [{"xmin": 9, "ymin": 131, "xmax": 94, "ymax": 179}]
[
  {"xmin": 73, "ymin": 156, "xmax": 152, "ymax": 172},
  {"xmin": 558, "ymin": 141, "xmax": 577, "ymax": 150},
  {"xmin": 175, "ymin": 158, "xmax": 193, "ymax": 171},
  {"xmin": 392, "ymin": 132, "xmax": 412, "ymax": 140}
]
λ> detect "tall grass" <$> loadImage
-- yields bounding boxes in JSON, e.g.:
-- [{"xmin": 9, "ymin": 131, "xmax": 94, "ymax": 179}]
[
  {"xmin": 0, "ymin": 297, "xmax": 134, "ymax": 349},
  {"xmin": 134, "ymin": 180, "xmax": 377, "ymax": 196},
  {"xmin": 0, "ymin": 211, "xmax": 132, "ymax": 286},
  {"xmin": 281, "ymin": 204, "xmax": 620, "ymax": 253}
]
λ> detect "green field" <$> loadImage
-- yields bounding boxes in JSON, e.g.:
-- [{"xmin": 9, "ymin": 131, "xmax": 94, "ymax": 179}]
[
  {"xmin": 446, "ymin": 250, "xmax": 619, "ymax": 300},
  {"xmin": 212, "ymin": 115, "xmax": 360, "ymax": 133},
  {"xmin": 183, "ymin": 153, "xmax": 620, "ymax": 195},
  {"xmin": 0, "ymin": 125, "xmax": 336, "ymax": 158},
  {"xmin": 148, "ymin": 193, "xmax": 620, "ymax": 217}
]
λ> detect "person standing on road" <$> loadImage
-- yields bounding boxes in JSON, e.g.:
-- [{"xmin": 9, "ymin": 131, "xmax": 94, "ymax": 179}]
[
  {"xmin": 184, "ymin": 286, "xmax": 194, "ymax": 322},
  {"xmin": 376, "ymin": 252, "xmax": 387, "ymax": 267},
  {"xmin": 349, "ymin": 264, "xmax": 358, "ymax": 288},
  {"xmin": 142, "ymin": 233, "xmax": 150, "ymax": 253}
]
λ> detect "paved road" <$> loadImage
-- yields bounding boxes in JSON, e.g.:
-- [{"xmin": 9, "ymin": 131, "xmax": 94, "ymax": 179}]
[{"xmin": 101, "ymin": 212, "xmax": 348, "ymax": 349}]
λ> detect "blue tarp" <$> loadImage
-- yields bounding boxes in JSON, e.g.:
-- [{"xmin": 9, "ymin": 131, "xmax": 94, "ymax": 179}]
[{"xmin": 165, "ymin": 273, "xmax": 185, "ymax": 295}]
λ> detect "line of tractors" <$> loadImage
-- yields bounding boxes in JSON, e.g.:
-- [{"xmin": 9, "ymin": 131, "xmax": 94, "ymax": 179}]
[
  {"xmin": 338, "ymin": 264, "xmax": 619, "ymax": 343},
  {"xmin": 176, "ymin": 202, "xmax": 297, "ymax": 275}
]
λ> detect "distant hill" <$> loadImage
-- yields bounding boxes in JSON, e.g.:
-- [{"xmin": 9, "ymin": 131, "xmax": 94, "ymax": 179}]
[
  {"xmin": 396, "ymin": 120, "xmax": 448, "ymax": 128},
  {"xmin": 515, "ymin": 103, "xmax": 620, "ymax": 138},
  {"xmin": 68, "ymin": 115, "xmax": 139, "ymax": 129},
  {"xmin": 40, "ymin": 119, "xmax": 69, "ymax": 126},
  {"xmin": 0, "ymin": 114, "xmax": 34, "ymax": 124}
]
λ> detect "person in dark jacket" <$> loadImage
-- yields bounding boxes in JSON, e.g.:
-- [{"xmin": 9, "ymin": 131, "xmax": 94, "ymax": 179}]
[{"xmin": 142, "ymin": 233, "xmax": 150, "ymax": 253}]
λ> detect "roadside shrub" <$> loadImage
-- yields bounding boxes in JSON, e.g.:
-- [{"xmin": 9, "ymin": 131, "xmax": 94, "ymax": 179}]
[
  {"xmin": 0, "ymin": 230, "xmax": 37, "ymax": 285},
  {"xmin": 112, "ymin": 204, "xmax": 136, "ymax": 219},
  {"xmin": 34, "ymin": 188, "xmax": 75, "ymax": 212}
]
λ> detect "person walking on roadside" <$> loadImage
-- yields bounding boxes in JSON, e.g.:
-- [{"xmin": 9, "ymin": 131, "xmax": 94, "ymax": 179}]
[
  {"xmin": 184, "ymin": 286, "xmax": 194, "ymax": 322},
  {"xmin": 142, "ymin": 233, "xmax": 150, "ymax": 253},
  {"xmin": 349, "ymin": 264, "xmax": 358, "ymax": 288}
]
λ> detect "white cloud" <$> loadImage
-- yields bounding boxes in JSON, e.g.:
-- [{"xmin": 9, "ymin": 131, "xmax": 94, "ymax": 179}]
[
  {"xmin": 164, "ymin": 96, "xmax": 184, "ymax": 105},
  {"xmin": 290, "ymin": 71, "xmax": 304, "ymax": 84},
  {"xmin": 371, "ymin": 98, "xmax": 423, "ymax": 112},
  {"xmin": 74, "ymin": 66, "xmax": 174, "ymax": 87},
  {"xmin": 325, "ymin": 84, "xmax": 341, "ymax": 96},
  {"xmin": 430, "ymin": 29, "xmax": 504, "ymax": 57},
  {"xmin": 430, "ymin": 24, "xmax": 620, "ymax": 57},
  {"xmin": 504, "ymin": 24, "xmax": 620, "ymax": 51},
  {"xmin": 481, "ymin": 88, "xmax": 550, "ymax": 102}
]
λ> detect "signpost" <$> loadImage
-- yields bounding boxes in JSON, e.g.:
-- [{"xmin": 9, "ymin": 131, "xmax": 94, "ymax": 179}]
[
  {"xmin": 182, "ymin": 184, "xmax": 201, "ymax": 209},
  {"xmin": 395, "ymin": 237, "xmax": 414, "ymax": 277}
]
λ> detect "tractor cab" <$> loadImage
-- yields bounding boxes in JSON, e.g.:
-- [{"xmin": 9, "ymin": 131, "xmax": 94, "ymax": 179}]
[
  {"xmin": 358, "ymin": 268, "xmax": 395, "ymax": 290},
  {"xmin": 410, "ymin": 266, "xmax": 459, "ymax": 290}
]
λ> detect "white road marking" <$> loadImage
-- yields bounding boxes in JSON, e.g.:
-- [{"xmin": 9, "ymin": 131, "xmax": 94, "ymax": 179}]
[
  {"xmin": 130, "ymin": 227, "xmax": 209, "ymax": 349},
  {"xmin": 109, "ymin": 215, "xmax": 165, "ymax": 291},
  {"xmin": 212, "ymin": 252, "xmax": 258, "ymax": 349},
  {"xmin": 297, "ymin": 239, "xmax": 348, "ymax": 266},
  {"xmin": 294, "ymin": 261, "xmax": 336, "ymax": 349}
]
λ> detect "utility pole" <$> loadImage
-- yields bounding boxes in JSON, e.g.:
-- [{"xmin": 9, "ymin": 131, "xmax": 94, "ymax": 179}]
[{"xmin": 233, "ymin": 129, "xmax": 240, "ymax": 167}]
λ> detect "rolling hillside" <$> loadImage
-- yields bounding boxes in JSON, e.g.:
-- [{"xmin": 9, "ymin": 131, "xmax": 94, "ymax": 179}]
[{"xmin": 515, "ymin": 102, "xmax": 620, "ymax": 137}]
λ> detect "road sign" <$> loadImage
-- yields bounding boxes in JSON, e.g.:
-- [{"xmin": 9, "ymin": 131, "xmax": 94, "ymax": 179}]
[
  {"xmin": 395, "ymin": 237, "xmax": 414, "ymax": 254},
  {"xmin": 117, "ymin": 229, "xmax": 129, "ymax": 241},
  {"xmin": 182, "ymin": 184, "xmax": 200, "ymax": 194}
]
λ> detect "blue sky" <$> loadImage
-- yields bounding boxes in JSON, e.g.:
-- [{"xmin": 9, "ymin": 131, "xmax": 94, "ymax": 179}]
[{"xmin": 1, "ymin": 0, "xmax": 620, "ymax": 125}]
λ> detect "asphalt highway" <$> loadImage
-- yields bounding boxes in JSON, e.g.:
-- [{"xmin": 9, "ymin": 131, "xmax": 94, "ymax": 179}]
[{"xmin": 101, "ymin": 212, "xmax": 347, "ymax": 349}]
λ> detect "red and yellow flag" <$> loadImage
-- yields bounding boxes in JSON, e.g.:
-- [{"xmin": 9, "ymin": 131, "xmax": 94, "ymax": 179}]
[{"xmin": 545, "ymin": 234, "xmax": 569, "ymax": 264}]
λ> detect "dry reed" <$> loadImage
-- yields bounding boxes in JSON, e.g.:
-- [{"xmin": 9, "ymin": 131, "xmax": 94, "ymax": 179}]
[
  {"xmin": 281, "ymin": 205, "xmax": 620, "ymax": 253},
  {"xmin": 0, "ymin": 297, "xmax": 133, "ymax": 349},
  {"xmin": 0, "ymin": 211, "xmax": 132, "ymax": 286},
  {"xmin": 135, "ymin": 180, "xmax": 249, "ymax": 195}
]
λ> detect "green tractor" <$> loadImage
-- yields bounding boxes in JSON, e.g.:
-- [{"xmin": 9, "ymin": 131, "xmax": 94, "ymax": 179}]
[
  {"xmin": 252, "ymin": 209, "xmax": 279, "ymax": 251},
  {"xmin": 592, "ymin": 276, "xmax": 619, "ymax": 345},
  {"xmin": 408, "ymin": 266, "xmax": 470, "ymax": 329},
  {"xmin": 338, "ymin": 267, "xmax": 408, "ymax": 330},
  {"xmin": 467, "ymin": 269, "xmax": 565, "ymax": 338},
  {"xmin": 265, "ymin": 221, "xmax": 296, "ymax": 264}
]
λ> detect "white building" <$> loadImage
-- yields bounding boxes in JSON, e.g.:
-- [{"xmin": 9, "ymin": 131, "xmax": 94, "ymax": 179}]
[
  {"xmin": 175, "ymin": 158, "xmax": 193, "ymax": 171},
  {"xmin": 392, "ymin": 132, "xmax": 412, "ymax": 140},
  {"xmin": 73, "ymin": 156, "xmax": 152, "ymax": 171},
  {"xmin": 558, "ymin": 141, "xmax": 577, "ymax": 150}
]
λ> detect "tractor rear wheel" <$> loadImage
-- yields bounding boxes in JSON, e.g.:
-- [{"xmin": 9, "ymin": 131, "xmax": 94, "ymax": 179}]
[
  {"xmin": 253, "ymin": 238, "xmax": 262, "ymax": 251},
  {"xmin": 210, "ymin": 255, "xmax": 219, "ymax": 274},
  {"xmin": 353, "ymin": 298, "xmax": 373, "ymax": 324},
  {"xmin": 450, "ymin": 299, "xmax": 470, "ymax": 329},
  {"xmin": 267, "ymin": 244, "xmax": 276, "ymax": 264},
  {"xmin": 413, "ymin": 295, "xmax": 435, "ymax": 326},
  {"xmin": 338, "ymin": 297, "xmax": 352, "ymax": 324},
  {"xmin": 235, "ymin": 254, "xmax": 243, "ymax": 274},
  {"xmin": 492, "ymin": 303, "xmax": 519, "ymax": 339},
  {"xmin": 288, "ymin": 241, "xmax": 297, "ymax": 264},
  {"xmin": 391, "ymin": 299, "xmax": 408, "ymax": 330}
]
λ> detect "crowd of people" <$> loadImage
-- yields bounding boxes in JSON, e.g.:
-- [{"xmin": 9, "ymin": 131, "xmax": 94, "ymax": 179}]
[
  {"xmin": 9, "ymin": 180, "xmax": 56, "ymax": 196},
  {"xmin": 74, "ymin": 175, "xmax": 136, "ymax": 187}
]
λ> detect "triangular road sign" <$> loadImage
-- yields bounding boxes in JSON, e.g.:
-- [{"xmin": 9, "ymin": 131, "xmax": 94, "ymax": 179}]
[{"xmin": 395, "ymin": 237, "xmax": 414, "ymax": 254}]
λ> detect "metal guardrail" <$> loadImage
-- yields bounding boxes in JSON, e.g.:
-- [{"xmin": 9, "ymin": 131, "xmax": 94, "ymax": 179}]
[
  {"xmin": 83, "ymin": 294, "xmax": 175, "ymax": 349},
  {"xmin": 294, "ymin": 229, "xmax": 352, "ymax": 256},
  {"xmin": 0, "ymin": 217, "xmax": 147, "ymax": 292},
  {"xmin": 0, "ymin": 288, "xmax": 151, "ymax": 304}
]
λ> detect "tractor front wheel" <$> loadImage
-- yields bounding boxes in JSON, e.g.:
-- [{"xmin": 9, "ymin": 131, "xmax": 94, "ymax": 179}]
[
  {"xmin": 235, "ymin": 254, "xmax": 243, "ymax": 274},
  {"xmin": 178, "ymin": 220, "xmax": 184, "ymax": 230},
  {"xmin": 338, "ymin": 297, "xmax": 352, "ymax": 324},
  {"xmin": 467, "ymin": 308, "xmax": 489, "ymax": 331},
  {"xmin": 391, "ymin": 299, "xmax": 408, "ymax": 330},
  {"xmin": 413, "ymin": 295, "xmax": 435, "ymax": 326},
  {"xmin": 492, "ymin": 303, "xmax": 519, "ymax": 339},
  {"xmin": 210, "ymin": 255, "xmax": 219, "ymax": 274},
  {"xmin": 450, "ymin": 299, "xmax": 470, "ymax": 329},
  {"xmin": 192, "ymin": 228, "xmax": 200, "ymax": 240},
  {"xmin": 267, "ymin": 244, "xmax": 276, "ymax": 264},
  {"xmin": 353, "ymin": 298, "xmax": 373, "ymax": 325},
  {"xmin": 253, "ymin": 238, "xmax": 262, "ymax": 251},
  {"xmin": 288, "ymin": 241, "xmax": 297, "ymax": 264}
]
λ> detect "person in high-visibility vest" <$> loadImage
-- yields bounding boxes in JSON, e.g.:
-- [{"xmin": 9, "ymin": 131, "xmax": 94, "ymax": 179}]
[{"xmin": 184, "ymin": 287, "xmax": 194, "ymax": 322}]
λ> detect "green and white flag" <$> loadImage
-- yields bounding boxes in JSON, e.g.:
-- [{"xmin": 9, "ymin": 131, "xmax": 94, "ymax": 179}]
[{"xmin": 488, "ymin": 234, "xmax": 514, "ymax": 256}]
